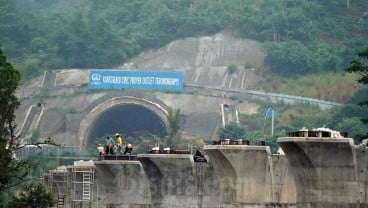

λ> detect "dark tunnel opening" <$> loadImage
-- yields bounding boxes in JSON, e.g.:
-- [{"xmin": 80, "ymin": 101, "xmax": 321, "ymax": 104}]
[{"xmin": 87, "ymin": 104, "xmax": 166, "ymax": 146}]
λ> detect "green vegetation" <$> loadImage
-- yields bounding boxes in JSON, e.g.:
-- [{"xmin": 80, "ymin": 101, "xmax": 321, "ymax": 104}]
[
  {"xmin": 262, "ymin": 40, "xmax": 346, "ymax": 75},
  {"xmin": 244, "ymin": 63, "xmax": 254, "ymax": 69},
  {"xmin": 165, "ymin": 108, "xmax": 182, "ymax": 146},
  {"xmin": 1, "ymin": 2, "xmax": 367, "ymax": 140},
  {"xmin": 217, "ymin": 122, "xmax": 247, "ymax": 140},
  {"xmin": 239, "ymin": 101, "xmax": 334, "ymax": 152},
  {"xmin": 252, "ymin": 72, "xmax": 359, "ymax": 103},
  {"xmin": 0, "ymin": 0, "xmax": 366, "ymax": 82},
  {"xmin": 8, "ymin": 183, "xmax": 55, "ymax": 208},
  {"xmin": 0, "ymin": 46, "xmax": 26, "ymax": 202},
  {"xmin": 0, "ymin": 47, "xmax": 54, "ymax": 207},
  {"xmin": 238, "ymin": 72, "xmax": 367, "ymax": 147},
  {"xmin": 341, "ymin": 47, "xmax": 368, "ymax": 142},
  {"xmin": 227, "ymin": 64, "xmax": 238, "ymax": 74},
  {"xmin": 0, "ymin": 0, "xmax": 367, "ymax": 181}
]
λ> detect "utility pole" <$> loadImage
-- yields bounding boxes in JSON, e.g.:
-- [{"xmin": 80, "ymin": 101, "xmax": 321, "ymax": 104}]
[
  {"xmin": 264, "ymin": 108, "xmax": 276, "ymax": 138},
  {"xmin": 271, "ymin": 109, "xmax": 274, "ymax": 137}
]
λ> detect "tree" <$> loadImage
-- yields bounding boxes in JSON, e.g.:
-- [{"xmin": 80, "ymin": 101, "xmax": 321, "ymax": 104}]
[
  {"xmin": 346, "ymin": 48, "xmax": 368, "ymax": 87},
  {"xmin": 217, "ymin": 122, "xmax": 247, "ymax": 140},
  {"xmin": 227, "ymin": 64, "xmax": 238, "ymax": 74},
  {"xmin": 0, "ymin": 46, "xmax": 29, "ymax": 206},
  {"xmin": 335, "ymin": 117, "xmax": 368, "ymax": 144},
  {"xmin": 8, "ymin": 183, "xmax": 55, "ymax": 208},
  {"xmin": 0, "ymin": 46, "xmax": 25, "ymax": 195},
  {"xmin": 345, "ymin": 47, "xmax": 368, "ymax": 138},
  {"xmin": 0, "ymin": 47, "xmax": 54, "ymax": 207},
  {"xmin": 166, "ymin": 108, "xmax": 181, "ymax": 146}
]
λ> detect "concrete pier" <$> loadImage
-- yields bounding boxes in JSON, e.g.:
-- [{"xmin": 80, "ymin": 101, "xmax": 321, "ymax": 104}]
[
  {"xmin": 271, "ymin": 154, "xmax": 297, "ymax": 204},
  {"xmin": 203, "ymin": 145, "xmax": 296, "ymax": 207},
  {"xmin": 138, "ymin": 154, "xmax": 197, "ymax": 208},
  {"xmin": 43, "ymin": 137, "xmax": 368, "ymax": 207},
  {"xmin": 278, "ymin": 137, "xmax": 368, "ymax": 208},
  {"xmin": 94, "ymin": 160, "xmax": 150, "ymax": 207}
]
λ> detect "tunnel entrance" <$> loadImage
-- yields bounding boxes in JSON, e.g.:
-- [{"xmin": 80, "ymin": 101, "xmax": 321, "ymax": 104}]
[
  {"xmin": 77, "ymin": 96, "xmax": 169, "ymax": 151},
  {"xmin": 87, "ymin": 104, "xmax": 166, "ymax": 145}
]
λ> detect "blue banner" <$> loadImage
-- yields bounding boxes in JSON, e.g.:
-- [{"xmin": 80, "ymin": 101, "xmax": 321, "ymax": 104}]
[{"xmin": 89, "ymin": 69, "xmax": 183, "ymax": 92}]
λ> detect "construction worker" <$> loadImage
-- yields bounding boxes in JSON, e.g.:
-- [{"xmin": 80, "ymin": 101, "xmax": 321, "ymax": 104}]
[
  {"xmin": 97, "ymin": 144, "xmax": 105, "ymax": 160},
  {"xmin": 105, "ymin": 136, "xmax": 114, "ymax": 155},
  {"xmin": 115, "ymin": 133, "xmax": 123, "ymax": 155},
  {"xmin": 124, "ymin": 143, "xmax": 133, "ymax": 155}
]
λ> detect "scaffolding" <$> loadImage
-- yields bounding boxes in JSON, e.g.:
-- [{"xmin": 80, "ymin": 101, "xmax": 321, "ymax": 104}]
[
  {"xmin": 71, "ymin": 160, "xmax": 95, "ymax": 208},
  {"xmin": 44, "ymin": 166, "xmax": 69, "ymax": 208}
]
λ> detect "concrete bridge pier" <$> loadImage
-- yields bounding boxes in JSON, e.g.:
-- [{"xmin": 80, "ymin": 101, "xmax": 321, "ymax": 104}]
[
  {"xmin": 138, "ymin": 154, "xmax": 197, "ymax": 208},
  {"xmin": 278, "ymin": 137, "xmax": 368, "ymax": 208},
  {"xmin": 270, "ymin": 154, "xmax": 297, "ymax": 205},
  {"xmin": 193, "ymin": 161, "xmax": 223, "ymax": 208},
  {"xmin": 354, "ymin": 142, "xmax": 368, "ymax": 206},
  {"xmin": 94, "ymin": 160, "xmax": 150, "ymax": 207},
  {"xmin": 203, "ymin": 146, "xmax": 238, "ymax": 205},
  {"xmin": 203, "ymin": 145, "xmax": 296, "ymax": 207}
]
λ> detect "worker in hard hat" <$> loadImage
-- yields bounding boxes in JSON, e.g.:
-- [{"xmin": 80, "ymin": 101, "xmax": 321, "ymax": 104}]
[
  {"xmin": 115, "ymin": 133, "xmax": 123, "ymax": 155},
  {"xmin": 124, "ymin": 143, "xmax": 133, "ymax": 155}
]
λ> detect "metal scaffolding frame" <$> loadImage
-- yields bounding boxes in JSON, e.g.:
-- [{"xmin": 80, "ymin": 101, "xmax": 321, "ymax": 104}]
[
  {"xmin": 71, "ymin": 160, "xmax": 95, "ymax": 208},
  {"xmin": 44, "ymin": 166, "xmax": 69, "ymax": 208}
]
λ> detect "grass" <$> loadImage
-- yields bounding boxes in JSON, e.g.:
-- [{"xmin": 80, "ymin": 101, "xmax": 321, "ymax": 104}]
[
  {"xmin": 227, "ymin": 64, "xmax": 238, "ymax": 74},
  {"xmin": 250, "ymin": 71, "xmax": 360, "ymax": 103}
]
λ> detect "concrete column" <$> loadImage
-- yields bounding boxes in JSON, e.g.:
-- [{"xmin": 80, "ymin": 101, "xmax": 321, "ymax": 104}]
[
  {"xmin": 271, "ymin": 154, "xmax": 297, "ymax": 205},
  {"xmin": 278, "ymin": 137, "xmax": 364, "ymax": 208},
  {"xmin": 354, "ymin": 144, "xmax": 368, "ymax": 205},
  {"xmin": 138, "ymin": 154, "xmax": 197, "ymax": 208},
  {"xmin": 93, "ymin": 160, "xmax": 150, "ymax": 207},
  {"xmin": 204, "ymin": 145, "xmax": 295, "ymax": 206}
]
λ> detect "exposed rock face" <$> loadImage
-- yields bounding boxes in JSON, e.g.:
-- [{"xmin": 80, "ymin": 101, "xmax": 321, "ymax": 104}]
[{"xmin": 126, "ymin": 32, "xmax": 266, "ymax": 89}]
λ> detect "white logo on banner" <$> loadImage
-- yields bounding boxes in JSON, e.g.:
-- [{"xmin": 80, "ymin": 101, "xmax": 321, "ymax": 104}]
[{"xmin": 91, "ymin": 73, "xmax": 101, "ymax": 82}]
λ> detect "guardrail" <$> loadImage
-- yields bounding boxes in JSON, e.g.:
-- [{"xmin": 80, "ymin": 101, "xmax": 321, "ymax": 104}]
[
  {"xmin": 15, "ymin": 84, "xmax": 340, "ymax": 110},
  {"xmin": 184, "ymin": 84, "xmax": 340, "ymax": 109}
]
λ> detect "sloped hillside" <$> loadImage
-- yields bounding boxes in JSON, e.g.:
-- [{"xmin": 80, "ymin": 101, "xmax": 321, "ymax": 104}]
[{"xmin": 123, "ymin": 32, "xmax": 266, "ymax": 89}]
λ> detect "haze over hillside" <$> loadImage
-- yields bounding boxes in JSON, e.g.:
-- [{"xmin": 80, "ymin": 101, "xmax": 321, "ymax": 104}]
[
  {"xmin": 2, "ymin": 1, "xmax": 368, "ymax": 208},
  {"xmin": 1, "ymin": 1, "xmax": 367, "ymax": 80},
  {"xmin": 21, "ymin": 32, "xmax": 265, "ymax": 89},
  {"xmin": 15, "ymin": 32, "xmax": 265, "ymax": 143},
  {"xmin": 3, "ymin": 0, "xmax": 368, "ymax": 143}
]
